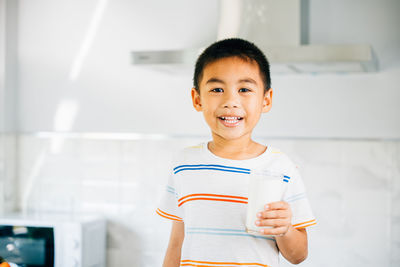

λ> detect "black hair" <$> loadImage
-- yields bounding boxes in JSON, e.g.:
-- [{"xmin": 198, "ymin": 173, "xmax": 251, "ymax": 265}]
[{"xmin": 193, "ymin": 38, "xmax": 271, "ymax": 93}]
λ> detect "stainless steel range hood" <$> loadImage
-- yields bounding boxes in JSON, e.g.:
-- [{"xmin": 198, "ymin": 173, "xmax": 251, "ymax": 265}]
[{"xmin": 131, "ymin": 0, "xmax": 378, "ymax": 74}]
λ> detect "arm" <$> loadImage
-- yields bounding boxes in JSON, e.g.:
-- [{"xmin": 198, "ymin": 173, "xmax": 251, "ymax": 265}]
[
  {"xmin": 163, "ymin": 221, "xmax": 185, "ymax": 267},
  {"xmin": 256, "ymin": 201, "xmax": 308, "ymax": 264},
  {"xmin": 275, "ymin": 227, "xmax": 308, "ymax": 264}
]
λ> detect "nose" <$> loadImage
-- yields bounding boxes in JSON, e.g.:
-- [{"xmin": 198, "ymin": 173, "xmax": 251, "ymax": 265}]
[{"xmin": 222, "ymin": 91, "xmax": 240, "ymax": 108}]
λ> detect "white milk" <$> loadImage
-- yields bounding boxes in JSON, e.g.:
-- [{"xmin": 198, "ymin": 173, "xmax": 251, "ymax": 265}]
[{"xmin": 245, "ymin": 171, "xmax": 286, "ymax": 235}]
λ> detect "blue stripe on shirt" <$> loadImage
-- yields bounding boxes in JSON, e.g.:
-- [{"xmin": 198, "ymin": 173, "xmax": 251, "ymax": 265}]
[
  {"xmin": 167, "ymin": 185, "xmax": 175, "ymax": 191},
  {"xmin": 284, "ymin": 192, "xmax": 307, "ymax": 203},
  {"xmin": 186, "ymin": 231, "xmax": 275, "ymax": 241},
  {"xmin": 174, "ymin": 167, "xmax": 250, "ymax": 175},
  {"xmin": 174, "ymin": 164, "xmax": 250, "ymax": 172},
  {"xmin": 167, "ymin": 189, "xmax": 176, "ymax": 195},
  {"xmin": 186, "ymin": 227, "xmax": 276, "ymax": 241},
  {"xmin": 187, "ymin": 227, "xmax": 245, "ymax": 232}
]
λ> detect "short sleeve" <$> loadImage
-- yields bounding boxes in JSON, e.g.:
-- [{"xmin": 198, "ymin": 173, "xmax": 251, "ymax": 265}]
[
  {"xmin": 283, "ymin": 163, "xmax": 316, "ymax": 229},
  {"xmin": 156, "ymin": 171, "xmax": 184, "ymax": 222}
]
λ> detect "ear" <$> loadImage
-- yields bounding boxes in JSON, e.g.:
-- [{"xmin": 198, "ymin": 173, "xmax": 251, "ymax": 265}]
[
  {"xmin": 191, "ymin": 87, "xmax": 202, "ymax": 111},
  {"xmin": 262, "ymin": 88, "xmax": 273, "ymax": 113}
]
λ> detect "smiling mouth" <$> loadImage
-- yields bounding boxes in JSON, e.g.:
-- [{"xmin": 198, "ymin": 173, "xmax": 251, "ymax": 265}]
[
  {"xmin": 218, "ymin": 116, "xmax": 243, "ymax": 127},
  {"xmin": 219, "ymin": 116, "xmax": 243, "ymax": 121}
]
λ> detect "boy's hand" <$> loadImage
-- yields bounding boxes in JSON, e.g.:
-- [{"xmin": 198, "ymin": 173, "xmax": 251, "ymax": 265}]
[{"xmin": 255, "ymin": 201, "xmax": 292, "ymax": 236}]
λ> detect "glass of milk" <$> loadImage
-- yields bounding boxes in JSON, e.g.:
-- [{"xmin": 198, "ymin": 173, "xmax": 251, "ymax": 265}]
[{"xmin": 245, "ymin": 170, "xmax": 286, "ymax": 235}]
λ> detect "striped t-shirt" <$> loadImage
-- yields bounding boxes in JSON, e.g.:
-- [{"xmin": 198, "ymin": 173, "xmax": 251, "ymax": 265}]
[{"xmin": 157, "ymin": 142, "xmax": 316, "ymax": 267}]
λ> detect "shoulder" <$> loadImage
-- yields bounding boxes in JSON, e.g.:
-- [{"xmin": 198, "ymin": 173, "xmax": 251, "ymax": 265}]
[
  {"xmin": 172, "ymin": 142, "xmax": 205, "ymax": 164},
  {"xmin": 268, "ymin": 146, "xmax": 294, "ymax": 163},
  {"xmin": 266, "ymin": 146, "xmax": 300, "ymax": 174}
]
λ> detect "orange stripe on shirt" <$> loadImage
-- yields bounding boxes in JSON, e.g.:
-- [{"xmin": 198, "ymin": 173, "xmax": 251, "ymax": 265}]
[
  {"xmin": 156, "ymin": 209, "xmax": 183, "ymax": 222},
  {"xmin": 295, "ymin": 222, "xmax": 317, "ymax": 229},
  {"xmin": 181, "ymin": 264, "xmax": 268, "ymax": 267},
  {"xmin": 181, "ymin": 260, "xmax": 270, "ymax": 267},
  {"xmin": 157, "ymin": 208, "xmax": 182, "ymax": 220},
  {"xmin": 179, "ymin": 193, "xmax": 248, "ymax": 202},
  {"xmin": 292, "ymin": 219, "xmax": 316, "ymax": 227},
  {"xmin": 181, "ymin": 264, "xmax": 217, "ymax": 267},
  {"xmin": 178, "ymin": 197, "xmax": 248, "ymax": 207},
  {"xmin": 181, "ymin": 264, "xmax": 240, "ymax": 267}
]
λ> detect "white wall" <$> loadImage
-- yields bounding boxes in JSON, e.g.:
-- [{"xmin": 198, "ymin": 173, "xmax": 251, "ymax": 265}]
[
  {"xmin": 0, "ymin": 0, "xmax": 18, "ymax": 213},
  {"xmin": 7, "ymin": 1, "xmax": 400, "ymax": 266},
  {"xmin": 309, "ymin": 0, "xmax": 400, "ymax": 70},
  {"xmin": 17, "ymin": 135, "xmax": 400, "ymax": 266},
  {"xmin": 17, "ymin": 0, "xmax": 218, "ymax": 134},
  {"xmin": 16, "ymin": 0, "xmax": 400, "ymax": 138}
]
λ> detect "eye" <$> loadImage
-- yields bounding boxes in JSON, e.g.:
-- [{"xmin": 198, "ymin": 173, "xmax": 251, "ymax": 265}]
[
  {"xmin": 211, "ymin": 88, "xmax": 224, "ymax": 93},
  {"xmin": 239, "ymin": 88, "xmax": 251, "ymax": 92}
]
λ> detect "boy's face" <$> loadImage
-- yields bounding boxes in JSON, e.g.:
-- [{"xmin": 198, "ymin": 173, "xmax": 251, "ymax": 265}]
[{"xmin": 191, "ymin": 56, "xmax": 273, "ymax": 142}]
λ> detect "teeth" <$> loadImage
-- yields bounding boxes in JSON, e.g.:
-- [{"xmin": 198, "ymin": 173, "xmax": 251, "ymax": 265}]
[
  {"xmin": 221, "ymin": 116, "xmax": 241, "ymax": 120},
  {"xmin": 219, "ymin": 116, "xmax": 242, "ymax": 124}
]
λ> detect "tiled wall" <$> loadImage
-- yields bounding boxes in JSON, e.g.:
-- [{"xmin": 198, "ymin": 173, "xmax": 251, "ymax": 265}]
[
  {"xmin": 0, "ymin": 133, "xmax": 17, "ymax": 214},
  {"xmin": 15, "ymin": 134, "xmax": 400, "ymax": 266},
  {"xmin": 17, "ymin": 134, "xmax": 205, "ymax": 266},
  {"xmin": 0, "ymin": 134, "xmax": 3, "ymax": 212}
]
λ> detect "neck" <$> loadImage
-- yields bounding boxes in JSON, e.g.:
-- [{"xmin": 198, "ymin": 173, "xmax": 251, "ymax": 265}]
[{"xmin": 208, "ymin": 132, "xmax": 265, "ymax": 160}]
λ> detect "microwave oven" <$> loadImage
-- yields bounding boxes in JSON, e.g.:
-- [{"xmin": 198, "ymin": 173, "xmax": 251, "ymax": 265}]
[{"xmin": 0, "ymin": 213, "xmax": 106, "ymax": 267}]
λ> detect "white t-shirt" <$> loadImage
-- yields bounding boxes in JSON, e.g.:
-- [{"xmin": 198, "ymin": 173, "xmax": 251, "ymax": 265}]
[{"xmin": 157, "ymin": 142, "xmax": 316, "ymax": 267}]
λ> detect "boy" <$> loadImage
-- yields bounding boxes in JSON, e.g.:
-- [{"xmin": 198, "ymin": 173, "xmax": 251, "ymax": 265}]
[{"xmin": 156, "ymin": 38, "xmax": 316, "ymax": 267}]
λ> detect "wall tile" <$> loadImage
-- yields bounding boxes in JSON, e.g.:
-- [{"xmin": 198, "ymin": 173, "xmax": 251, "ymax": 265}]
[
  {"xmin": 0, "ymin": 134, "xmax": 4, "ymax": 212},
  {"xmin": 1, "ymin": 134, "xmax": 17, "ymax": 212},
  {"xmin": 79, "ymin": 139, "xmax": 121, "ymax": 162},
  {"xmin": 391, "ymin": 142, "xmax": 400, "ymax": 266},
  {"xmin": 14, "ymin": 135, "xmax": 400, "ymax": 266}
]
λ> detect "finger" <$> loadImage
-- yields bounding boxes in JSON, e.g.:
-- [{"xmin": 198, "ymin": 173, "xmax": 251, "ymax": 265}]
[
  {"xmin": 257, "ymin": 209, "xmax": 288, "ymax": 219},
  {"xmin": 260, "ymin": 226, "xmax": 287, "ymax": 236},
  {"xmin": 255, "ymin": 218, "xmax": 288, "ymax": 228},
  {"xmin": 265, "ymin": 201, "xmax": 290, "ymax": 211}
]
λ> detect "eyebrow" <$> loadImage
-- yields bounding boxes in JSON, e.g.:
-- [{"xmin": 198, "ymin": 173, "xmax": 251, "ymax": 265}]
[
  {"xmin": 205, "ymin": 77, "xmax": 258, "ymax": 85},
  {"xmin": 205, "ymin": 78, "xmax": 224, "ymax": 84},
  {"xmin": 238, "ymin": 78, "xmax": 257, "ymax": 85}
]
